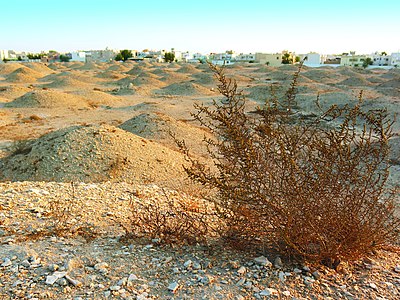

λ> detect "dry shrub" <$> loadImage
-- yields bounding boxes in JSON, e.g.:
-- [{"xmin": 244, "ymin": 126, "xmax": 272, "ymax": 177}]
[
  {"xmin": 177, "ymin": 62, "xmax": 400, "ymax": 266},
  {"xmin": 122, "ymin": 188, "xmax": 216, "ymax": 245}
]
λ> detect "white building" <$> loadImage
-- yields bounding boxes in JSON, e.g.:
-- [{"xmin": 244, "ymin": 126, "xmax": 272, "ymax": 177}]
[
  {"xmin": 0, "ymin": 50, "xmax": 9, "ymax": 62},
  {"xmin": 71, "ymin": 51, "xmax": 86, "ymax": 62},
  {"xmin": 302, "ymin": 52, "xmax": 322, "ymax": 66},
  {"xmin": 235, "ymin": 53, "xmax": 256, "ymax": 62},
  {"xmin": 371, "ymin": 52, "xmax": 390, "ymax": 66},
  {"xmin": 390, "ymin": 53, "xmax": 400, "ymax": 67}
]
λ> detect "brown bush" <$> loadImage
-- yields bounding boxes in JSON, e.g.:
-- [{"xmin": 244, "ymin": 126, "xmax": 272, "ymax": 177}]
[
  {"xmin": 177, "ymin": 62, "xmax": 400, "ymax": 266},
  {"xmin": 121, "ymin": 188, "xmax": 216, "ymax": 245}
]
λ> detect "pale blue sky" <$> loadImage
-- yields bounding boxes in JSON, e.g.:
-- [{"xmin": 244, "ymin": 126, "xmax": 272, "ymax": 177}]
[{"xmin": 1, "ymin": 0, "xmax": 399, "ymax": 54}]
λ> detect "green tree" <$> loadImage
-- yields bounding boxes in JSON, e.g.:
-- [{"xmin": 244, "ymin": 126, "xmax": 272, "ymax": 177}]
[
  {"xmin": 362, "ymin": 57, "xmax": 373, "ymax": 68},
  {"xmin": 115, "ymin": 50, "xmax": 133, "ymax": 62},
  {"xmin": 164, "ymin": 52, "xmax": 175, "ymax": 63},
  {"xmin": 281, "ymin": 53, "xmax": 292, "ymax": 64},
  {"xmin": 295, "ymin": 56, "xmax": 301, "ymax": 63},
  {"xmin": 17, "ymin": 56, "xmax": 22, "ymax": 61},
  {"xmin": 59, "ymin": 54, "xmax": 70, "ymax": 62},
  {"xmin": 381, "ymin": 51, "xmax": 387, "ymax": 56}
]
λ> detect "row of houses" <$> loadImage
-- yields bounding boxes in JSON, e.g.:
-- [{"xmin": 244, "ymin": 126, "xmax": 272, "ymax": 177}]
[{"xmin": 2, "ymin": 48, "xmax": 400, "ymax": 68}]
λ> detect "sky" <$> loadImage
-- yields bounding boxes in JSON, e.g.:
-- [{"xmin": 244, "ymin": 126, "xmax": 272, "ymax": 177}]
[{"xmin": 1, "ymin": 0, "xmax": 399, "ymax": 55}]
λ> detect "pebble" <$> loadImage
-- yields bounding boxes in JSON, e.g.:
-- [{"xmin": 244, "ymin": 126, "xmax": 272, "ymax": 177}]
[
  {"xmin": 369, "ymin": 282, "xmax": 378, "ymax": 290},
  {"xmin": 168, "ymin": 281, "xmax": 179, "ymax": 293},
  {"xmin": 184, "ymin": 260, "xmax": 193, "ymax": 269},
  {"xmin": 110, "ymin": 285, "xmax": 121, "ymax": 291},
  {"xmin": 260, "ymin": 288, "xmax": 277, "ymax": 296},
  {"xmin": 254, "ymin": 256, "xmax": 272, "ymax": 267},
  {"xmin": 282, "ymin": 290, "xmax": 291, "ymax": 296},
  {"xmin": 279, "ymin": 271, "xmax": 286, "ymax": 282},
  {"xmin": 394, "ymin": 266, "xmax": 400, "ymax": 273},
  {"xmin": 1, "ymin": 258, "xmax": 12, "ymax": 267},
  {"xmin": 274, "ymin": 257, "xmax": 283, "ymax": 268},
  {"xmin": 237, "ymin": 266, "xmax": 246, "ymax": 275},
  {"xmin": 312, "ymin": 270, "xmax": 321, "ymax": 279},
  {"xmin": 45, "ymin": 271, "xmax": 68, "ymax": 285}
]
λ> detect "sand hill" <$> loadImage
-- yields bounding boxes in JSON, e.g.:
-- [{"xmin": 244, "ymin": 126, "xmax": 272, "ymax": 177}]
[
  {"xmin": 4, "ymin": 90, "xmax": 90, "ymax": 109},
  {"xmin": 0, "ymin": 124, "xmax": 187, "ymax": 185},
  {"xmin": 155, "ymin": 81, "xmax": 213, "ymax": 96},
  {"xmin": 119, "ymin": 112, "xmax": 213, "ymax": 157}
]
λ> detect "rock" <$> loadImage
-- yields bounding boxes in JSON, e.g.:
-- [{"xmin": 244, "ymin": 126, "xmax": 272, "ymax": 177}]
[
  {"xmin": 282, "ymin": 290, "xmax": 291, "ymax": 296},
  {"xmin": 20, "ymin": 260, "xmax": 31, "ymax": 268},
  {"xmin": 137, "ymin": 292, "xmax": 149, "ymax": 300},
  {"xmin": 278, "ymin": 271, "xmax": 286, "ymax": 282},
  {"xmin": 184, "ymin": 260, "xmax": 192, "ymax": 269},
  {"xmin": 104, "ymin": 291, "xmax": 111, "ymax": 298},
  {"xmin": 312, "ymin": 270, "xmax": 321, "ymax": 279},
  {"xmin": 65, "ymin": 275, "xmax": 82, "ymax": 287},
  {"xmin": 394, "ymin": 265, "xmax": 400, "ymax": 273},
  {"xmin": 168, "ymin": 281, "xmax": 179, "ymax": 293},
  {"xmin": 110, "ymin": 285, "xmax": 121, "ymax": 291},
  {"xmin": 254, "ymin": 256, "xmax": 272, "ymax": 267},
  {"xmin": 274, "ymin": 257, "xmax": 283, "ymax": 268},
  {"xmin": 128, "ymin": 274, "xmax": 138, "ymax": 282},
  {"xmin": 237, "ymin": 266, "xmax": 246, "ymax": 275},
  {"xmin": 164, "ymin": 257, "xmax": 173, "ymax": 264},
  {"xmin": 293, "ymin": 268, "xmax": 302, "ymax": 274},
  {"xmin": 369, "ymin": 282, "xmax": 378, "ymax": 290},
  {"xmin": 229, "ymin": 260, "xmax": 240, "ymax": 269},
  {"xmin": 193, "ymin": 262, "xmax": 201, "ymax": 270},
  {"xmin": 303, "ymin": 266, "xmax": 311, "ymax": 272},
  {"xmin": 1, "ymin": 258, "xmax": 12, "ymax": 267},
  {"xmin": 236, "ymin": 278, "xmax": 246, "ymax": 286},
  {"xmin": 48, "ymin": 264, "xmax": 59, "ymax": 272},
  {"xmin": 57, "ymin": 278, "xmax": 68, "ymax": 286},
  {"xmin": 94, "ymin": 262, "xmax": 109, "ymax": 273},
  {"xmin": 260, "ymin": 288, "xmax": 277, "ymax": 296},
  {"xmin": 304, "ymin": 276, "xmax": 315, "ymax": 286},
  {"xmin": 46, "ymin": 271, "xmax": 67, "ymax": 285},
  {"xmin": 172, "ymin": 267, "xmax": 180, "ymax": 274}
]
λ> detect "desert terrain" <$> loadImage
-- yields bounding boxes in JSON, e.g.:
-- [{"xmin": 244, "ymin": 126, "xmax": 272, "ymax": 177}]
[{"xmin": 0, "ymin": 61, "xmax": 399, "ymax": 299}]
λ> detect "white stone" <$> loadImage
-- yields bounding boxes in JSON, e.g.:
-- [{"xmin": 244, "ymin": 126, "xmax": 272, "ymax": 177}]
[
  {"xmin": 260, "ymin": 288, "xmax": 277, "ymax": 296},
  {"xmin": 168, "ymin": 281, "xmax": 179, "ymax": 293},
  {"xmin": 45, "ymin": 271, "xmax": 67, "ymax": 285},
  {"xmin": 254, "ymin": 256, "xmax": 272, "ymax": 267},
  {"xmin": 237, "ymin": 266, "xmax": 246, "ymax": 275}
]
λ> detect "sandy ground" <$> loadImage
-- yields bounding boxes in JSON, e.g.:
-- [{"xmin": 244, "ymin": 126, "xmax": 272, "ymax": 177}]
[{"xmin": 0, "ymin": 61, "xmax": 399, "ymax": 299}]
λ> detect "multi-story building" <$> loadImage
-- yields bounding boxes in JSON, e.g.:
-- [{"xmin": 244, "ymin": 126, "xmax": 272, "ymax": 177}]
[
  {"xmin": 390, "ymin": 53, "xmax": 400, "ymax": 67},
  {"xmin": 255, "ymin": 53, "xmax": 282, "ymax": 66},
  {"xmin": 235, "ymin": 53, "xmax": 256, "ymax": 62},
  {"xmin": 300, "ymin": 52, "xmax": 322, "ymax": 66},
  {"xmin": 71, "ymin": 51, "xmax": 86, "ymax": 62},
  {"xmin": 340, "ymin": 52, "xmax": 368, "ymax": 67},
  {"xmin": 371, "ymin": 52, "xmax": 390, "ymax": 66}
]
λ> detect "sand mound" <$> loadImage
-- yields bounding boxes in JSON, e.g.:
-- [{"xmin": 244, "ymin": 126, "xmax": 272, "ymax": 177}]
[
  {"xmin": 337, "ymin": 76, "xmax": 371, "ymax": 87},
  {"xmin": 67, "ymin": 62, "xmax": 85, "ymax": 69},
  {"xmin": 71, "ymin": 90, "xmax": 121, "ymax": 106},
  {"xmin": 41, "ymin": 76, "xmax": 94, "ymax": 89},
  {"xmin": 302, "ymin": 69, "xmax": 344, "ymax": 83},
  {"xmin": 126, "ymin": 66, "xmax": 147, "ymax": 75},
  {"xmin": 0, "ymin": 96, "xmax": 9, "ymax": 103},
  {"xmin": 150, "ymin": 68, "xmax": 169, "ymax": 76},
  {"xmin": 278, "ymin": 65, "xmax": 300, "ymax": 71},
  {"xmin": 155, "ymin": 81, "xmax": 213, "ymax": 96},
  {"xmin": 379, "ymin": 79, "xmax": 400, "ymax": 89},
  {"xmin": 131, "ymin": 76, "xmax": 165, "ymax": 87},
  {"xmin": 159, "ymin": 72, "xmax": 189, "ymax": 84},
  {"xmin": 6, "ymin": 67, "xmax": 44, "ymax": 82},
  {"xmin": 23, "ymin": 63, "xmax": 53, "ymax": 74},
  {"xmin": 96, "ymin": 70, "xmax": 127, "ymax": 80},
  {"xmin": 0, "ymin": 63, "xmax": 25, "ymax": 75},
  {"xmin": 4, "ymin": 89, "xmax": 90, "ymax": 109},
  {"xmin": 47, "ymin": 62, "xmax": 68, "ymax": 70},
  {"xmin": 119, "ymin": 112, "xmax": 213, "ymax": 156},
  {"xmin": 176, "ymin": 64, "xmax": 201, "ymax": 74},
  {"xmin": 0, "ymin": 124, "xmax": 187, "ymax": 184},
  {"xmin": 77, "ymin": 62, "xmax": 100, "ymax": 70},
  {"xmin": 191, "ymin": 72, "xmax": 215, "ymax": 85},
  {"xmin": 0, "ymin": 86, "xmax": 32, "ymax": 99},
  {"xmin": 253, "ymin": 66, "xmax": 274, "ymax": 73},
  {"xmin": 267, "ymin": 70, "xmax": 291, "ymax": 81},
  {"xmin": 106, "ymin": 64, "xmax": 130, "ymax": 72}
]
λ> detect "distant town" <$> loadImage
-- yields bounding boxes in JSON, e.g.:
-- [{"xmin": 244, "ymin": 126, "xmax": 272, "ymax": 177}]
[{"xmin": 1, "ymin": 48, "xmax": 400, "ymax": 68}]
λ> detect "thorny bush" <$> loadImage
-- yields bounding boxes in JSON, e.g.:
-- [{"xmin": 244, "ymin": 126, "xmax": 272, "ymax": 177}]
[{"xmin": 176, "ymin": 62, "xmax": 400, "ymax": 267}]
